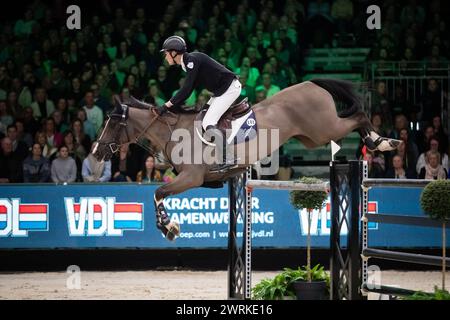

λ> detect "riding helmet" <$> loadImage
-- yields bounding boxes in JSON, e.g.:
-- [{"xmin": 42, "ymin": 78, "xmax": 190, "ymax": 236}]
[{"xmin": 160, "ymin": 36, "xmax": 187, "ymax": 53}]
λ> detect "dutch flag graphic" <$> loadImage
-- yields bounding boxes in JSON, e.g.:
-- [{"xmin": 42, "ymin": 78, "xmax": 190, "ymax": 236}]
[
  {"xmin": 0, "ymin": 205, "xmax": 7, "ymax": 230},
  {"xmin": 72, "ymin": 203, "xmax": 143, "ymax": 230},
  {"xmin": 0, "ymin": 203, "xmax": 48, "ymax": 231}
]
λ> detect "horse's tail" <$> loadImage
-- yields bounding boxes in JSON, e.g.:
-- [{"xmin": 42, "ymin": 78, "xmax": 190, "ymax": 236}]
[{"xmin": 309, "ymin": 78, "xmax": 363, "ymax": 118}]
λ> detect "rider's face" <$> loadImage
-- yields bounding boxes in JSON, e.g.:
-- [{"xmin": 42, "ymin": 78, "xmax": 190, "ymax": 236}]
[{"xmin": 164, "ymin": 51, "xmax": 176, "ymax": 65}]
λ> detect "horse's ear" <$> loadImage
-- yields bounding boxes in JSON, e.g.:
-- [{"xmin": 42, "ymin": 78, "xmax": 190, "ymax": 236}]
[{"xmin": 113, "ymin": 95, "xmax": 123, "ymax": 113}]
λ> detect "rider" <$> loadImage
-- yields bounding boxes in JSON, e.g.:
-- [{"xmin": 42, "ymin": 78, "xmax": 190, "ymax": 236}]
[{"xmin": 158, "ymin": 35, "xmax": 242, "ymax": 166}]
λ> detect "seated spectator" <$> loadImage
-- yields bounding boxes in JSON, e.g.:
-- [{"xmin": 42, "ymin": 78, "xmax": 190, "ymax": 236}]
[
  {"xmin": 115, "ymin": 41, "xmax": 136, "ymax": 73},
  {"xmin": 22, "ymin": 106, "xmax": 40, "ymax": 138},
  {"xmin": 431, "ymin": 116, "xmax": 448, "ymax": 154},
  {"xmin": 52, "ymin": 110, "xmax": 69, "ymax": 133},
  {"xmin": 136, "ymin": 155, "xmax": 163, "ymax": 183},
  {"xmin": 50, "ymin": 145, "xmax": 77, "ymax": 183},
  {"xmin": 71, "ymin": 118, "xmax": 92, "ymax": 155},
  {"xmin": 30, "ymin": 88, "xmax": 55, "ymax": 120},
  {"xmin": 235, "ymin": 57, "xmax": 260, "ymax": 88},
  {"xmin": 90, "ymin": 83, "xmax": 112, "ymax": 114},
  {"xmin": 331, "ymin": 0, "xmax": 354, "ymax": 35},
  {"xmin": 22, "ymin": 143, "xmax": 50, "ymax": 182},
  {"xmin": 399, "ymin": 127, "xmax": 419, "ymax": 166},
  {"xmin": 371, "ymin": 112, "xmax": 388, "ymax": 137},
  {"xmin": 389, "ymin": 114, "xmax": 409, "ymax": 140},
  {"xmin": 238, "ymin": 71, "xmax": 256, "ymax": 104},
  {"xmin": 63, "ymin": 129, "xmax": 86, "ymax": 161},
  {"xmin": 417, "ymin": 125, "xmax": 435, "ymax": 154},
  {"xmin": 76, "ymin": 108, "xmax": 96, "ymax": 141},
  {"xmin": 420, "ymin": 79, "xmax": 441, "ymax": 124},
  {"xmin": 364, "ymin": 151, "xmax": 384, "ymax": 178},
  {"xmin": 111, "ymin": 144, "xmax": 135, "ymax": 182},
  {"xmin": 55, "ymin": 98, "xmax": 72, "ymax": 125},
  {"xmin": 0, "ymin": 100, "xmax": 13, "ymax": 128},
  {"xmin": 44, "ymin": 117, "xmax": 63, "ymax": 149},
  {"xmin": 418, "ymin": 150, "xmax": 448, "ymax": 180},
  {"xmin": 35, "ymin": 131, "xmax": 57, "ymax": 160},
  {"xmin": 14, "ymin": 119, "xmax": 33, "ymax": 148},
  {"xmin": 13, "ymin": 8, "xmax": 36, "ymax": 38},
  {"xmin": 6, "ymin": 124, "xmax": 29, "ymax": 160},
  {"xmin": 385, "ymin": 154, "xmax": 416, "ymax": 179},
  {"xmin": 68, "ymin": 77, "xmax": 84, "ymax": 107},
  {"xmin": 0, "ymin": 137, "xmax": 23, "ymax": 183},
  {"xmin": 82, "ymin": 152, "xmax": 111, "ymax": 182},
  {"xmin": 82, "ymin": 91, "xmax": 104, "ymax": 133},
  {"xmin": 255, "ymin": 73, "xmax": 281, "ymax": 98},
  {"xmin": 47, "ymin": 66, "xmax": 70, "ymax": 102},
  {"xmin": 62, "ymin": 130, "xmax": 84, "ymax": 180},
  {"xmin": 124, "ymin": 74, "xmax": 144, "ymax": 100},
  {"xmin": 145, "ymin": 82, "xmax": 165, "ymax": 106},
  {"xmin": 255, "ymin": 88, "xmax": 267, "ymax": 103},
  {"xmin": 416, "ymin": 136, "xmax": 449, "ymax": 175},
  {"xmin": 371, "ymin": 81, "xmax": 390, "ymax": 114}
]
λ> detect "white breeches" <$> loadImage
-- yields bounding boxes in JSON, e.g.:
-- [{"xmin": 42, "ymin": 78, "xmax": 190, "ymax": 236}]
[{"xmin": 202, "ymin": 79, "xmax": 242, "ymax": 130}]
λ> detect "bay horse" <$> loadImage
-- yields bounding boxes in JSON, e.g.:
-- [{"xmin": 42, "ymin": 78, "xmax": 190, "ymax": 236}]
[{"xmin": 92, "ymin": 79, "xmax": 401, "ymax": 240}]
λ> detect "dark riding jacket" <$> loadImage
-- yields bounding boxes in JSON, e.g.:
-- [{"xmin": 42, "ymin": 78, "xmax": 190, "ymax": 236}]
[{"xmin": 169, "ymin": 52, "xmax": 237, "ymax": 106}]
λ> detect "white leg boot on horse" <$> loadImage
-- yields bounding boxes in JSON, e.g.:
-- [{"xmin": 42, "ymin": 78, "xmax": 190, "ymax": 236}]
[
  {"xmin": 153, "ymin": 168, "xmax": 205, "ymax": 241},
  {"xmin": 367, "ymin": 131, "xmax": 402, "ymax": 152}
]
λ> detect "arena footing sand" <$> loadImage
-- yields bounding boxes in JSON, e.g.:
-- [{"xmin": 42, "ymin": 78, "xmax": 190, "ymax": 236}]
[{"xmin": 0, "ymin": 270, "xmax": 448, "ymax": 300}]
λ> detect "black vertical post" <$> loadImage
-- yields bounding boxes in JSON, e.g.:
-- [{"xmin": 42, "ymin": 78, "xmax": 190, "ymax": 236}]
[
  {"xmin": 227, "ymin": 171, "xmax": 250, "ymax": 299},
  {"xmin": 228, "ymin": 176, "xmax": 239, "ymax": 299},
  {"xmin": 330, "ymin": 160, "xmax": 363, "ymax": 300},
  {"xmin": 329, "ymin": 161, "xmax": 340, "ymax": 300},
  {"xmin": 348, "ymin": 160, "xmax": 363, "ymax": 300}
]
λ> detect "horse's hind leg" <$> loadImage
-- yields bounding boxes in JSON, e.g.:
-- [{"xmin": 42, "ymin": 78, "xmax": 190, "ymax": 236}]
[
  {"xmin": 347, "ymin": 109, "xmax": 402, "ymax": 152},
  {"xmin": 154, "ymin": 168, "xmax": 205, "ymax": 241}
]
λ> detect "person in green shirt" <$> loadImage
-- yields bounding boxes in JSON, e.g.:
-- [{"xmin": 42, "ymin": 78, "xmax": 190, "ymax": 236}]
[{"xmin": 255, "ymin": 73, "xmax": 280, "ymax": 98}]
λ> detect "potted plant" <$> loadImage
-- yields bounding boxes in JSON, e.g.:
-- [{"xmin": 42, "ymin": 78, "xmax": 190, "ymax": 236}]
[
  {"xmin": 404, "ymin": 287, "xmax": 450, "ymax": 300},
  {"xmin": 420, "ymin": 180, "xmax": 450, "ymax": 293},
  {"xmin": 252, "ymin": 265, "xmax": 330, "ymax": 300},
  {"xmin": 289, "ymin": 176, "xmax": 329, "ymax": 300},
  {"xmin": 252, "ymin": 271, "xmax": 296, "ymax": 300}
]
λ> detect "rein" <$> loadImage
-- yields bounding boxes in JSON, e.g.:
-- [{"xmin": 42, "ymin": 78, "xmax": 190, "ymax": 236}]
[
  {"xmin": 97, "ymin": 102, "xmax": 179, "ymax": 165},
  {"xmin": 133, "ymin": 108, "xmax": 178, "ymax": 164}
]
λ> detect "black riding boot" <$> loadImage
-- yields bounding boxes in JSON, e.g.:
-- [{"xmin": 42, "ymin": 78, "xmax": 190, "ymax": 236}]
[{"xmin": 205, "ymin": 125, "xmax": 235, "ymax": 171}]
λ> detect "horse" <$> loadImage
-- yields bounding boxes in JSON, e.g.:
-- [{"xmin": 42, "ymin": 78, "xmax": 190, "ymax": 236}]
[{"xmin": 92, "ymin": 79, "xmax": 401, "ymax": 240}]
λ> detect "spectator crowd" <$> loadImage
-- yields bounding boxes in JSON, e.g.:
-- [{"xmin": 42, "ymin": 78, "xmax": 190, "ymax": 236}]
[{"xmin": 0, "ymin": 0, "xmax": 448, "ymax": 183}]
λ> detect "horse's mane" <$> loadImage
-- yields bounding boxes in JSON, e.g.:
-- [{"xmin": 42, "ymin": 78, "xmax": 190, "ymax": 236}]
[{"xmin": 121, "ymin": 96, "xmax": 199, "ymax": 114}]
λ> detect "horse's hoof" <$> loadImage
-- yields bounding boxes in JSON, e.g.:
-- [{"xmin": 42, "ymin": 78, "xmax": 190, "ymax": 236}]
[
  {"xmin": 376, "ymin": 138, "xmax": 402, "ymax": 152},
  {"xmin": 164, "ymin": 221, "xmax": 180, "ymax": 241},
  {"xmin": 166, "ymin": 231, "xmax": 176, "ymax": 241}
]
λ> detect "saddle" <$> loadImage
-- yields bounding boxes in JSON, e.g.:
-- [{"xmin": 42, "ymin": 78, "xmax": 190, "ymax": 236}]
[{"xmin": 195, "ymin": 97, "xmax": 252, "ymax": 131}]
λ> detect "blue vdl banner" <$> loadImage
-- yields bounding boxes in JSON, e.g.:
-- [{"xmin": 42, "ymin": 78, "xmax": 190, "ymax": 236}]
[{"xmin": 0, "ymin": 183, "xmax": 447, "ymax": 249}]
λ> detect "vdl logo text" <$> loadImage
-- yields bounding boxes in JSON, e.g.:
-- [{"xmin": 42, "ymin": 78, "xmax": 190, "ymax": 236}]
[
  {"xmin": 64, "ymin": 198, "xmax": 144, "ymax": 236},
  {"xmin": 298, "ymin": 201, "xmax": 378, "ymax": 236},
  {"xmin": 0, "ymin": 199, "xmax": 48, "ymax": 237}
]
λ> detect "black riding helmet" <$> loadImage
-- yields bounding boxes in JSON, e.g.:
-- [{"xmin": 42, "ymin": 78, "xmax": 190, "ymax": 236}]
[{"xmin": 160, "ymin": 35, "xmax": 187, "ymax": 53}]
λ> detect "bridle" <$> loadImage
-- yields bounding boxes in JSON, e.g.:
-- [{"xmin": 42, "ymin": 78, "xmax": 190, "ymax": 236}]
[
  {"xmin": 95, "ymin": 103, "xmax": 177, "ymax": 162},
  {"xmin": 95, "ymin": 104, "xmax": 132, "ymax": 156}
]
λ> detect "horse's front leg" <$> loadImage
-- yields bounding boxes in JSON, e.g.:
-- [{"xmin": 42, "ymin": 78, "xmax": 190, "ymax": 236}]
[{"xmin": 153, "ymin": 168, "xmax": 205, "ymax": 241}]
